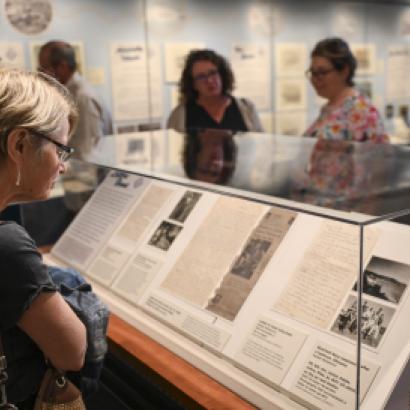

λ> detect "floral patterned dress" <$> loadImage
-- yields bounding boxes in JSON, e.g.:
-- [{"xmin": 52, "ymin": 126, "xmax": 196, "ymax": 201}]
[
  {"xmin": 295, "ymin": 91, "xmax": 390, "ymax": 209},
  {"xmin": 304, "ymin": 90, "xmax": 388, "ymax": 143}
]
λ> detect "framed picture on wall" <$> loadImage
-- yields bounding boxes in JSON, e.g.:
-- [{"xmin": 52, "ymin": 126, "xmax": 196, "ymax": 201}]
[
  {"xmin": 351, "ymin": 43, "xmax": 376, "ymax": 75},
  {"xmin": 0, "ymin": 42, "xmax": 25, "ymax": 69},
  {"xmin": 275, "ymin": 78, "xmax": 306, "ymax": 111},
  {"xmin": 275, "ymin": 43, "xmax": 307, "ymax": 77},
  {"xmin": 29, "ymin": 41, "xmax": 86, "ymax": 75},
  {"xmin": 164, "ymin": 42, "xmax": 205, "ymax": 83},
  {"xmin": 5, "ymin": 0, "xmax": 52, "ymax": 36}
]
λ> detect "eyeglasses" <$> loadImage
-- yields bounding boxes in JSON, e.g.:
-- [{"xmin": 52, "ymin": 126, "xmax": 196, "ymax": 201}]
[
  {"xmin": 193, "ymin": 69, "xmax": 219, "ymax": 83},
  {"xmin": 30, "ymin": 131, "xmax": 74, "ymax": 163},
  {"xmin": 305, "ymin": 68, "xmax": 336, "ymax": 80}
]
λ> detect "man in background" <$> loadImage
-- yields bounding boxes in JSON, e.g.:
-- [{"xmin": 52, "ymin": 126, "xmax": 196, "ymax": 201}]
[{"xmin": 39, "ymin": 40, "xmax": 113, "ymax": 160}]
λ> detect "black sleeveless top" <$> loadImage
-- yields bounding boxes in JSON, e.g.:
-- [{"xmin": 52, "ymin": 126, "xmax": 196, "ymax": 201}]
[{"xmin": 185, "ymin": 97, "xmax": 248, "ymax": 131}]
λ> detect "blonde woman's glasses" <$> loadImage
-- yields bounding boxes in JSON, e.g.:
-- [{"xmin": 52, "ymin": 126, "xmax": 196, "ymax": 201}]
[{"xmin": 30, "ymin": 131, "xmax": 74, "ymax": 163}]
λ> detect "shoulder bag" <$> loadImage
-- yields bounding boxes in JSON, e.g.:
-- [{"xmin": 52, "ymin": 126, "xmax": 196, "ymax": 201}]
[
  {"xmin": 34, "ymin": 366, "xmax": 86, "ymax": 410},
  {"xmin": 0, "ymin": 331, "xmax": 86, "ymax": 410}
]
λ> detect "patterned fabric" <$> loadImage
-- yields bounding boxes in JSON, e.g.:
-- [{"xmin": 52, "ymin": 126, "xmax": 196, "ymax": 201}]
[
  {"xmin": 304, "ymin": 90, "xmax": 388, "ymax": 143},
  {"xmin": 294, "ymin": 90, "xmax": 390, "ymax": 210}
]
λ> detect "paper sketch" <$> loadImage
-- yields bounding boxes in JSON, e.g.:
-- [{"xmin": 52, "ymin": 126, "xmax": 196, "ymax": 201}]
[
  {"xmin": 0, "ymin": 42, "xmax": 24, "ymax": 69},
  {"xmin": 165, "ymin": 42, "xmax": 204, "ymax": 83},
  {"xmin": 275, "ymin": 43, "xmax": 307, "ymax": 77},
  {"xmin": 5, "ymin": 0, "xmax": 52, "ymax": 35},
  {"xmin": 351, "ymin": 43, "xmax": 376, "ymax": 75},
  {"xmin": 276, "ymin": 79, "xmax": 306, "ymax": 110}
]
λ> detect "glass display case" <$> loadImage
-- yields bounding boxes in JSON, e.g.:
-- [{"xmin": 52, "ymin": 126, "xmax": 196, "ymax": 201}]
[
  {"xmin": 2, "ymin": 0, "xmax": 410, "ymax": 407},
  {"xmin": 36, "ymin": 129, "xmax": 410, "ymax": 410}
]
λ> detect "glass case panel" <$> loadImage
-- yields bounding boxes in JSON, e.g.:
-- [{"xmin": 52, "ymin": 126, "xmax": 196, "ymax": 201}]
[{"xmin": 89, "ymin": 129, "xmax": 410, "ymax": 222}]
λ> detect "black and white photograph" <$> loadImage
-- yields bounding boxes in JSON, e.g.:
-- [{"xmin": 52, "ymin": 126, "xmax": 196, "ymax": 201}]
[
  {"xmin": 353, "ymin": 256, "xmax": 410, "ymax": 304},
  {"xmin": 169, "ymin": 191, "xmax": 201, "ymax": 223},
  {"xmin": 231, "ymin": 239, "xmax": 271, "ymax": 280},
  {"xmin": 331, "ymin": 294, "xmax": 395, "ymax": 348},
  {"xmin": 148, "ymin": 221, "xmax": 182, "ymax": 251}
]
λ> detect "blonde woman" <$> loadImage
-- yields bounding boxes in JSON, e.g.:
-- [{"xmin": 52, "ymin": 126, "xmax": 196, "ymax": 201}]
[{"xmin": 0, "ymin": 69, "xmax": 86, "ymax": 409}]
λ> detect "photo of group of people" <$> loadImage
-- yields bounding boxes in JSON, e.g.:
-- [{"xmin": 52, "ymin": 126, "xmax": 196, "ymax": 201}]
[
  {"xmin": 331, "ymin": 295, "xmax": 394, "ymax": 348},
  {"xmin": 148, "ymin": 190, "xmax": 201, "ymax": 251},
  {"xmin": 331, "ymin": 256, "xmax": 410, "ymax": 349}
]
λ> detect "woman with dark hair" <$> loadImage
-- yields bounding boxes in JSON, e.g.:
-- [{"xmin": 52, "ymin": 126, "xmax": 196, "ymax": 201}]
[
  {"xmin": 167, "ymin": 49, "xmax": 263, "ymax": 133},
  {"xmin": 304, "ymin": 37, "xmax": 387, "ymax": 142},
  {"xmin": 294, "ymin": 38, "xmax": 390, "ymax": 209}
]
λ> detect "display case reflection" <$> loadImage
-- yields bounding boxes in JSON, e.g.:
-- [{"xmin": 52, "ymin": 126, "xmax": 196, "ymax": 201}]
[
  {"xmin": 291, "ymin": 138, "xmax": 395, "ymax": 213},
  {"xmin": 182, "ymin": 128, "xmax": 237, "ymax": 185}
]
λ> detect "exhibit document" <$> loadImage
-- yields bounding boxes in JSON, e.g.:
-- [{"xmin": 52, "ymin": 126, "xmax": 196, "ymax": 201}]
[
  {"xmin": 274, "ymin": 221, "xmax": 377, "ymax": 328},
  {"xmin": 207, "ymin": 207, "xmax": 296, "ymax": 320},
  {"xmin": 161, "ymin": 196, "xmax": 267, "ymax": 306},
  {"xmin": 52, "ymin": 171, "xmax": 146, "ymax": 271}
]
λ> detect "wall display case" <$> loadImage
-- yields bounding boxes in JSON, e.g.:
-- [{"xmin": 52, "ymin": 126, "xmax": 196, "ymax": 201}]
[{"xmin": 37, "ymin": 129, "xmax": 410, "ymax": 409}]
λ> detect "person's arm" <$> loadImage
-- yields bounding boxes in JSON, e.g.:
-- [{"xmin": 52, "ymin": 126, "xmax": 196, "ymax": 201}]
[{"xmin": 18, "ymin": 291, "xmax": 86, "ymax": 371}]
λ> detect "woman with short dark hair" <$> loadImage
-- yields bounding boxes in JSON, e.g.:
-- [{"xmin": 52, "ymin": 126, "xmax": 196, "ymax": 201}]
[
  {"xmin": 167, "ymin": 49, "xmax": 263, "ymax": 133},
  {"xmin": 304, "ymin": 37, "xmax": 387, "ymax": 142}
]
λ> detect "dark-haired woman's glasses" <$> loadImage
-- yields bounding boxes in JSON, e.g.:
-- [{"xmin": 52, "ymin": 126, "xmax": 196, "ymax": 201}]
[
  {"xmin": 31, "ymin": 131, "xmax": 74, "ymax": 162},
  {"xmin": 193, "ymin": 69, "xmax": 219, "ymax": 83},
  {"xmin": 305, "ymin": 68, "xmax": 336, "ymax": 80}
]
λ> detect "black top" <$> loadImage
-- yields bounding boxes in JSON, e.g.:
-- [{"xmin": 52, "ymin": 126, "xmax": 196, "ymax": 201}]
[
  {"xmin": 185, "ymin": 97, "xmax": 248, "ymax": 131},
  {"xmin": 0, "ymin": 221, "xmax": 56, "ymax": 407}
]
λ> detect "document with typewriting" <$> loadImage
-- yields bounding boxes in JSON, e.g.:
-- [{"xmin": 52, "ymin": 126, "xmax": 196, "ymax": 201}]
[
  {"xmin": 87, "ymin": 182, "xmax": 176, "ymax": 286},
  {"xmin": 51, "ymin": 171, "xmax": 148, "ymax": 272}
]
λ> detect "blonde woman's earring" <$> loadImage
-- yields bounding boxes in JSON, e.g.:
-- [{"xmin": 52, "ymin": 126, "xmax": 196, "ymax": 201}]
[{"xmin": 15, "ymin": 168, "xmax": 21, "ymax": 186}]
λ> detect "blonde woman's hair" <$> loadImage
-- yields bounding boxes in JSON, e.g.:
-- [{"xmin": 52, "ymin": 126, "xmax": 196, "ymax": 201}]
[{"xmin": 0, "ymin": 68, "xmax": 78, "ymax": 159}]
